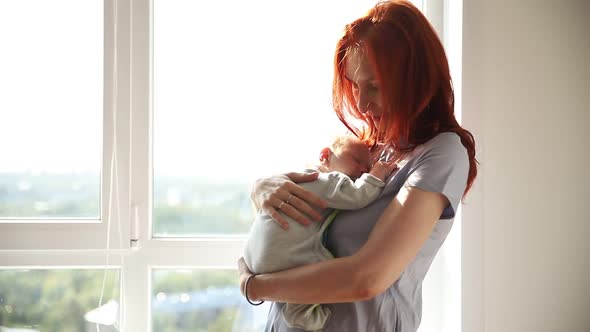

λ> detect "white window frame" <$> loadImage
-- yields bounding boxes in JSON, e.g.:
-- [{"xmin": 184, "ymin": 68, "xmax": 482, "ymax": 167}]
[
  {"xmin": 0, "ymin": 1, "xmax": 462, "ymax": 332},
  {"xmin": 0, "ymin": 0, "xmax": 130, "ymax": 251}
]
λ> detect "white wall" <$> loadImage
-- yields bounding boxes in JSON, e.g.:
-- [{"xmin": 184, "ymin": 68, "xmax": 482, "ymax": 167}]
[{"xmin": 462, "ymin": 0, "xmax": 590, "ymax": 331}]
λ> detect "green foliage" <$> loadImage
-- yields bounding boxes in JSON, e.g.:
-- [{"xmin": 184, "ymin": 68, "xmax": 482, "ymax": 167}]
[
  {"xmin": 0, "ymin": 174, "xmax": 253, "ymax": 331},
  {"xmin": 0, "ymin": 173, "xmax": 257, "ymax": 235},
  {"xmin": 0, "ymin": 270, "xmax": 119, "ymax": 332},
  {"xmin": 153, "ymin": 269, "xmax": 238, "ymax": 293},
  {"xmin": 0, "ymin": 172, "xmax": 100, "ymax": 218},
  {"xmin": 0, "ymin": 269, "xmax": 244, "ymax": 331},
  {"xmin": 153, "ymin": 175, "xmax": 254, "ymax": 236},
  {"xmin": 152, "ymin": 269, "xmax": 241, "ymax": 332}
]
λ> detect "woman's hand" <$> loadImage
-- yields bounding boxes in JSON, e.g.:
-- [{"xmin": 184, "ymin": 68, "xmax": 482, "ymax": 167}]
[
  {"xmin": 251, "ymin": 172, "xmax": 328, "ymax": 229},
  {"xmin": 238, "ymin": 257, "xmax": 253, "ymax": 297}
]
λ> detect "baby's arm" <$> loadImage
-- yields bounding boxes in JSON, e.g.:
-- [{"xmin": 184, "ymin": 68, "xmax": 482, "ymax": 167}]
[
  {"xmin": 369, "ymin": 160, "xmax": 397, "ymax": 182},
  {"xmin": 323, "ymin": 161, "xmax": 397, "ymax": 210}
]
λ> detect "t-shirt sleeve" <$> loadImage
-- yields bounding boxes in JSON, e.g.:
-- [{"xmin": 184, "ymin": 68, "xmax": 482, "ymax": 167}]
[{"xmin": 404, "ymin": 135, "xmax": 469, "ymax": 219}]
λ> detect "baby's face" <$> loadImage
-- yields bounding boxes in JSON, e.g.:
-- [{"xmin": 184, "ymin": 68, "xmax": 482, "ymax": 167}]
[{"xmin": 328, "ymin": 142, "xmax": 372, "ymax": 179}]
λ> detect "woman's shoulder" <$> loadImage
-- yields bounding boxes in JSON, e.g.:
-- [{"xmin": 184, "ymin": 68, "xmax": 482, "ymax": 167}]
[
  {"xmin": 425, "ymin": 131, "xmax": 463, "ymax": 148},
  {"xmin": 419, "ymin": 131, "xmax": 468, "ymax": 161},
  {"xmin": 404, "ymin": 132, "xmax": 469, "ymax": 218}
]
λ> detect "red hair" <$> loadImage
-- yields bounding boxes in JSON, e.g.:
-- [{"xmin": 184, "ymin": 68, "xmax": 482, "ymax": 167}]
[{"xmin": 332, "ymin": 0, "xmax": 478, "ymax": 197}]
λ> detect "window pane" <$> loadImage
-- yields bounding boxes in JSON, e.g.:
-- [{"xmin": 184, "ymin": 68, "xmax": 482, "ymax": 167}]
[
  {"xmin": 153, "ymin": 0, "xmax": 378, "ymax": 236},
  {"xmin": 0, "ymin": 269, "xmax": 120, "ymax": 331},
  {"xmin": 0, "ymin": 1, "xmax": 102, "ymax": 220},
  {"xmin": 152, "ymin": 269, "xmax": 269, "ymax": 332}
]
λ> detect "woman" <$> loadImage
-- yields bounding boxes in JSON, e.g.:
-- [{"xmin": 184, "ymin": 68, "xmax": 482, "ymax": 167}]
[{"xmin": 238, "ymin": 1, "xmax": 478, "ymax": 331}]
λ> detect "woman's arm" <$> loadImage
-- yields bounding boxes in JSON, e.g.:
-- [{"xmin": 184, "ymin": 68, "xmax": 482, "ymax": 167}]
[{"xmin": 240, "ymin": 186, "xmax": 447, "ymax": 304}]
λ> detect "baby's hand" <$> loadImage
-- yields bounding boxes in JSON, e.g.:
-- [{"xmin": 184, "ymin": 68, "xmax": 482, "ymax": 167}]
[
  {"xmin": 369, "ymin": 160, "xmax": 398, "ymax": 182},
  {"xmin": 374, "ymin": 143, "xmax": 396, "ymax": 163}
]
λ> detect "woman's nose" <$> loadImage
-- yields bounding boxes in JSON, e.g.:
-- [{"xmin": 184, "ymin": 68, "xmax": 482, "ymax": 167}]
[{"xmin": 357, "ymin": 91, "xmax": 370, "ymax": 114}]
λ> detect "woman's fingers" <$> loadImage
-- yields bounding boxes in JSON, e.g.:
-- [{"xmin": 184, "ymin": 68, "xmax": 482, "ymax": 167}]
[
  {"xmin": 280, "ymin": 191, "xmax": 322, "ymax": 223},
  {"xmin": 263, "ymin": 184, "xmax": 323, "ymax": 227},
  {"xmin": 284, "ymin": 177, "xmax": 328, "ymax": 210},
  {"xmin": 276, "ymin": 199, "xmax": 313, "ymax": 226},
  {"xmin": 284, "ymin": 171, "xmax": 320, "ymax": 183},
  {"xmin": 264, "ymin": 201, "xmax": 290, "ymax": 230},
  {"xmin": 277, "ymin": 182, "xmax": 327, "ymax": 223},
  {"xmin": 252, "ymin": 172, "xmax": 329, "ymax": 229}
]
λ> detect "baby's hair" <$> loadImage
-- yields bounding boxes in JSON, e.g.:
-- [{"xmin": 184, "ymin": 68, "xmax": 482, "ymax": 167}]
[{"xmin": 329, "ymin": 134, "xmax": 367, "ymax": 156}]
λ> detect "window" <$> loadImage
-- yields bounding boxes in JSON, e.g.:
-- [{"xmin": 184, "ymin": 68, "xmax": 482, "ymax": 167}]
[
  {"xmin": 0, "ymin": 1, "xmax": 459, "ymax": 331},
  {"xmin": 0, "ymin": 0, "xmax": 102, "ymax": 221},
  {"xmin": 152, "ymin": 0, "xmax": 379, "ymax": 238}
]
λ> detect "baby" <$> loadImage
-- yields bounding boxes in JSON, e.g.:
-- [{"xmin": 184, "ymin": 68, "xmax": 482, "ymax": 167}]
[{"xmin": 243, "ymin": 135, "xmax": 397, "ymax": 331}]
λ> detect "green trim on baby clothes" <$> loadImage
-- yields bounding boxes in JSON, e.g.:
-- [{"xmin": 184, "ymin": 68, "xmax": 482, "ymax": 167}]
[{"xmin": 317, "ymin": 209, "xmax": 340, "ymax": 261}]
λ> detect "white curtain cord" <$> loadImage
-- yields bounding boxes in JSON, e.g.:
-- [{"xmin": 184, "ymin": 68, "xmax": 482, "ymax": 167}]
[{"xmin": 97, "ymin": 0, "xmax": 124, "ymax": 330}]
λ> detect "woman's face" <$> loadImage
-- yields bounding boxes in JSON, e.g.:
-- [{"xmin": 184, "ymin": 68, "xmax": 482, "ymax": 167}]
[{"xmin": 345, "ymin": 49, "xmax": 383, "ymax": 125}]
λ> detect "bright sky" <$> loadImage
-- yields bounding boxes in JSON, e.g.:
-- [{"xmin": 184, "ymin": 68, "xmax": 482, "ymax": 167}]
[
  {"xmin": 153, "ymin": 0, "xmax": 385, "ymax": 180},
  {"xmin": 0, "ymin": 0, "xmax": 103, "ymax": 174},
  {"xmin": 0, "ymin": 0, "xmax": 422, "ymax": 179}
]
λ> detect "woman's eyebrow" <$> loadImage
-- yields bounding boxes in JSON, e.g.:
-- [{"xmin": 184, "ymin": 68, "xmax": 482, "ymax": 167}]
[{"xmin": 344, "ymin": 75, "xmax": 376, "ymax": 83}]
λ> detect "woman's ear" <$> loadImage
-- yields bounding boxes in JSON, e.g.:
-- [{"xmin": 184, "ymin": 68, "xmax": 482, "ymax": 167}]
[{"xmin": 319, "ymin": 147, "xmax": 331, "ymax": 165}]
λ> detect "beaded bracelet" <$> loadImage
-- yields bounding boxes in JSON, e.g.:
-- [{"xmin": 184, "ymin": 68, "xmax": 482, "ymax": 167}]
[{"xmin": 245, "ymin": 274, "xmax": 265, "ymax": 306}]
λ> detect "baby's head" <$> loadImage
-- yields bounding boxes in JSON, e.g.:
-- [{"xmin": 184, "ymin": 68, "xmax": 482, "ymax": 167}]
[{"xmin": 319, "ymin": 135, "xmax": 372, "ymax": 179}]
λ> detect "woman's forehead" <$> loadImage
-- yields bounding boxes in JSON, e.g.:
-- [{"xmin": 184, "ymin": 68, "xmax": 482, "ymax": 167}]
[{"xmin": 344, "ymin": 48, "xmax": 376, "ymax": 81}]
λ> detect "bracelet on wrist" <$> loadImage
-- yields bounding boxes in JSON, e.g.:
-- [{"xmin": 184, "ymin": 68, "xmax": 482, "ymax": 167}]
[{"xmin": 245, "ymin": 273, "xmax": 265, "ymax": 306}]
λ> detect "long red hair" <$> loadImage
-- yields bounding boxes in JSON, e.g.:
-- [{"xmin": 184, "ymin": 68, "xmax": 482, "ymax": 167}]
[{"xmin": 332, "ymin": 0, "xmax": 478, "ymax": 197}]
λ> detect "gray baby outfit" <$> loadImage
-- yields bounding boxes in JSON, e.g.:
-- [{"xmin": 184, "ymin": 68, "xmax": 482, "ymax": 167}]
[
  {"xmin": 244, "ymin": 170, "xmax": 387, "ymax": 331},
  {"xmin": 263, "ymin": 132, "xmax": 470, "ymax": 332}
]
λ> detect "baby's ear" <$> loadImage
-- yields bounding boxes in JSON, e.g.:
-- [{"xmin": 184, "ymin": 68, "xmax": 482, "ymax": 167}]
[{"xmin": 319, "ymin": 147, "xmax": 331, "ymax": 164}]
